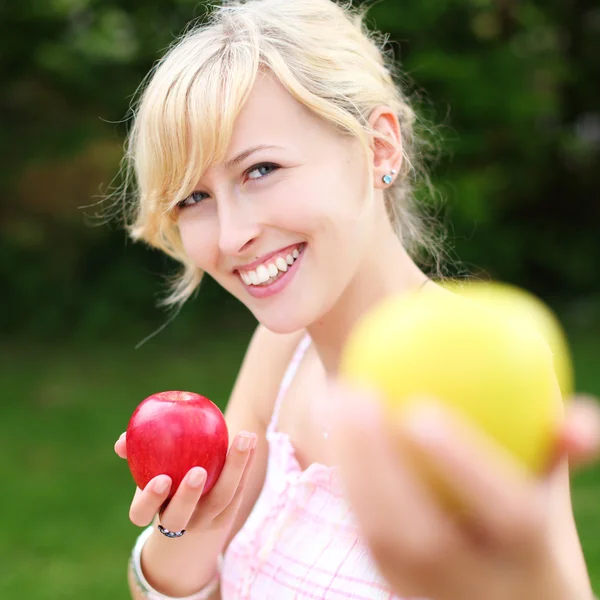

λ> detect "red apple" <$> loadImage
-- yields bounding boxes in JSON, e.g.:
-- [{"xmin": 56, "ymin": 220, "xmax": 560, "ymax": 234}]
[{"xmin": 126, "ymin": 391, "xmax": 229, "ymax": 498}]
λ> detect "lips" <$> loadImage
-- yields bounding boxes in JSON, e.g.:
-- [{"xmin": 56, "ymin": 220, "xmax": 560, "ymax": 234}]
[
  {"xmin": 235, "ymin": 243, "xmax": 305, "ymax": 275},
  {"xmin": 239, "ymin": 243, "xmax": 306, "ymax": 300}
]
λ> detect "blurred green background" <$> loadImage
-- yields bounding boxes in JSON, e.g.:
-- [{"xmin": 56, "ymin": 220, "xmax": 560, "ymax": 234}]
[{"xmin": 1, "ymin": 0, "xmax": 598, "ymax": 598}]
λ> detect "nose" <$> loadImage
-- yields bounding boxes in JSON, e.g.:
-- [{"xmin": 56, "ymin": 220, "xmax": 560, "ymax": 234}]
[{"xmin": 217, "ymin": 199, "xmax": 261, "ymax": 256}]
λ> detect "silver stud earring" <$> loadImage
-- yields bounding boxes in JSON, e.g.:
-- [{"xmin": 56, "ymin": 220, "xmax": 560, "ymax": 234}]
[{"xmin": 382, "ymin": 173, "xmax": 393, "ymax": 185}]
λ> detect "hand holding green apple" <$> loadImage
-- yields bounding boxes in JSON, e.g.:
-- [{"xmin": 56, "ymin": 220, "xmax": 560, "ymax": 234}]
[
  {"xmin": 340, "ymin": 283, "xmax": 569, "ymax": 477},
  {"xmin": 331, "ymin": 281, "xmax": 599, "ymax": 600}
]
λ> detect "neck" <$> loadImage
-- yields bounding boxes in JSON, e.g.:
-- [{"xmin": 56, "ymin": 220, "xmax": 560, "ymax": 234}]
[{"xmin": 307, "ymin": 221, "xmax": 429, "ymax": 376}]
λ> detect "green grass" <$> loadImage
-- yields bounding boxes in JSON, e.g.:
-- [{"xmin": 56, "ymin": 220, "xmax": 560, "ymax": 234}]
[
  {"xmin": 0, "ymin": 327, "xmax": 253, "ymax": 600},
  {"xmin": 1, "ymin": 324, "xmax": 598, "ymax": 599}
]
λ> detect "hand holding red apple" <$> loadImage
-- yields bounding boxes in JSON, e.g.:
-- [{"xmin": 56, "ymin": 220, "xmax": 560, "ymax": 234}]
[
  {"xmin": 126, "ymin": 391, "xmax": 229, "ymax": 497},
  {"xmin": 114, "ymin": 390, "xmax": 258, "ymax": 539}
]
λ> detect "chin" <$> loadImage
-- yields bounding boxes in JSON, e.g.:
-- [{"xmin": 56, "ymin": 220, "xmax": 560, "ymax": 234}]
[
  {"xmin": 254, "ymin": 312, "xmax": 311, "ymax": 336},
  {"xmin": 252, "ymin": 288, "xmax": 342, "ymax": 336}
]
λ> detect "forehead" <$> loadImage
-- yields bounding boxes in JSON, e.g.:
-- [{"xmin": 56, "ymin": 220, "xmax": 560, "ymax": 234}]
[{"xmin": 224, "ymin": 73, "xmax": 333, "ymax": 156}]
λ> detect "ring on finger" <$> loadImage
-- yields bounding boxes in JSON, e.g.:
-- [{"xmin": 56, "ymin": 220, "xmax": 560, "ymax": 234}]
[
  {"xmin": 157, "ymin": 500, "xmax": 186, "ymax": 538},
  {"xmin": 157, "ymin": 524, "xmax": 186, "ymax": 538}
]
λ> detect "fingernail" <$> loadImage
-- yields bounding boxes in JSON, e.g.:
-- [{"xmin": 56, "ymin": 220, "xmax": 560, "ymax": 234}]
[
  {"xmin": 188, "ymin": 468, "xmax": 206, "ymax": 488},
  {"xmin": 153, "ymin": 478, "xmax": 169, "ymax": 494},
  {"xmin": 236, "ymin": 433, "xmax": 253, "ymax": 452}
]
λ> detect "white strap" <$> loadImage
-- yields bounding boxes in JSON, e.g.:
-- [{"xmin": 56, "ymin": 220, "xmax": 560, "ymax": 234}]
[{"xmin": 268, "ymin": 332, "xmax": 311, "ymax": 433}]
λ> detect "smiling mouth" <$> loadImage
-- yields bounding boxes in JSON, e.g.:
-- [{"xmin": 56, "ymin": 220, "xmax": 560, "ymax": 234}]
[{"xmin": 238, "ymin": 243, "xmax": 306, "ymax": 287}]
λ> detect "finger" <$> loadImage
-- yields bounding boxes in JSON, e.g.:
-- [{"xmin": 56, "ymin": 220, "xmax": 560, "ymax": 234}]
[
  {"xmin": 114, "ymin": 432, "xmax": 127, "ymax": 459},
  {"xmin": 201, "ymin": 432, "xmax": 257, "ymax": 512},
  {"xmin": 545, "ymin": 395, "xmax": 600, "ymax": 473},
  {"xmin": 561, "ymin": 395, "xmax": 600, "ymax": 468},
  {"xmin": 129, "ymin": 475, "xmax": 172, "ymax": 527},
  {"xmin": 159, "ymin": 467, "xmax": 207, "ymax": 533},
  {"xmin": 398, "ymin": 401, "xmax": 545, "ymax": 554},
  {"xmin": 172, "ymin": 432, "xmax": 257, "ymax": 532},
  {"xmin": 213, "ymin": 439, "xmax": 259, "ymax": 526},
  {"xmin": 332, "ymin": 385, "xmax": 461, "ymax": 582}
]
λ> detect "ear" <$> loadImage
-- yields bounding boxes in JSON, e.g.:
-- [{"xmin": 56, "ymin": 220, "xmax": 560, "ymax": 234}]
[{"xmin": 368, "ymin": 106, "xmax": 403, "ymax": 190}]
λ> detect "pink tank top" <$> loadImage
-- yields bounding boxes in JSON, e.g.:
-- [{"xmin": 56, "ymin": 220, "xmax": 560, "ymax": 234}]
[{"xmin": 220, "ymin": 334, "xmax": 415, "ymax": 599}]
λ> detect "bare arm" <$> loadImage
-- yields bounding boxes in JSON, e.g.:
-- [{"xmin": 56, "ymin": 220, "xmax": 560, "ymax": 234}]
[{"xmin": 125, "ymin": 324, "xmax": 305, "ymax": 599}]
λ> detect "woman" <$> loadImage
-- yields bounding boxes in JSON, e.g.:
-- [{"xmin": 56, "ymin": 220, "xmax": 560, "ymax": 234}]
[{"xmin": 113, "ymin": 0, "xmax": 600, "ymax": 598}]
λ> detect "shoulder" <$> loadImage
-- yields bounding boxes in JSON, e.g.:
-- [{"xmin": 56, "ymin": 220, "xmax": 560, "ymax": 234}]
[{"xmin": 226, "ymin": 324, "xmax": 307, "ymax": 429}]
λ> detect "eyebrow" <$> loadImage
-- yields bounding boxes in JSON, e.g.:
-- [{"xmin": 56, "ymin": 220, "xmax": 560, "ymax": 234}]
[{"xmin": 223, "ymin": 144, "xmax": 283, "ymax": 170}]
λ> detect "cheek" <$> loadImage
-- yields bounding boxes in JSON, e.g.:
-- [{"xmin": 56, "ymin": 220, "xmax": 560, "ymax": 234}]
[
  {"xmin": 277, "ymin": 169, "xmax": 361, "ymax": 236},
  {"xmin": 177, "ymin": 216, "xmax": 218, "ymax": 270},
  {"xmin": 304, "ymin": 188, "xmax": 367, "ymax": 248}
]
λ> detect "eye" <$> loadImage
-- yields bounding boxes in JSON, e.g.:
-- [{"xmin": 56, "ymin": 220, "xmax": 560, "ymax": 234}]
[
  {"xmin": 177, "ymin": 191, "xmax": 209, "ymax": 209},
  {"xmin": 246, "ymin": 162, "xmax": 279, "ymax": 181}
]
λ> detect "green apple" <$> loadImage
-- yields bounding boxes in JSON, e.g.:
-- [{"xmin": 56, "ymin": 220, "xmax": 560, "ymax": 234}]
[
  {"xmin": 340, "ymin": 287, "xmax": 564, "ymax": 475},
  {"xmin": 444, "ymin": 280, "xmax": 574, "ymax": 399}
]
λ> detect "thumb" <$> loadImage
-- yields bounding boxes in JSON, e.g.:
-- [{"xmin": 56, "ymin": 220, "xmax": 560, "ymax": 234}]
[
  {"xmin": 549, "ymin": 395, "xmax": 600, "ymax": 472},
  {"xmin": 114, "ymin": 432, "xmax": 128, "ymax": 459}
]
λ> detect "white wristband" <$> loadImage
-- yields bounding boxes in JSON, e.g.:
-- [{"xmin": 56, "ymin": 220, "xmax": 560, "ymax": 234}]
[{"xmin": 130, "ymin": 526, "xmax": 223, "ymax": 600}]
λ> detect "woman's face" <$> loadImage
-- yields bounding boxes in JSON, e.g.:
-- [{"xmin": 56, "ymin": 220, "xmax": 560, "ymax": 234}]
[{"xmin": 176, "ymin": 73, "xmax": 379, "ymax": 333}]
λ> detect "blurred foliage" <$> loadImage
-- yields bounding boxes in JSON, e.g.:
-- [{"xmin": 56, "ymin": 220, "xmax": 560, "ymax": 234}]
[{"xmin": 1, "ymin": 0, "xmax": 599, "ymax": 340}]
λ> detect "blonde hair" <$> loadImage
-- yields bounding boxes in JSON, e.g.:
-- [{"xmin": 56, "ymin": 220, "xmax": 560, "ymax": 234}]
[{"xmin": 122, "ymin": 0, "xmax": 445, "ymax": 307}]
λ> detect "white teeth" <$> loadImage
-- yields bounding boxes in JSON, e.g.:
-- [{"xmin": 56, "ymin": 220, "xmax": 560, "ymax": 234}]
[
  {"xmin": 256, "ymin": 265, "xmax": 270, "ymax": 283},
  {"xmin": 275, "ymin": 257, "xmax": 288, "ymax": 272},
  {"xmin": 240, "ymin": 245, "xmax": 304, "ymax": 286}
]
